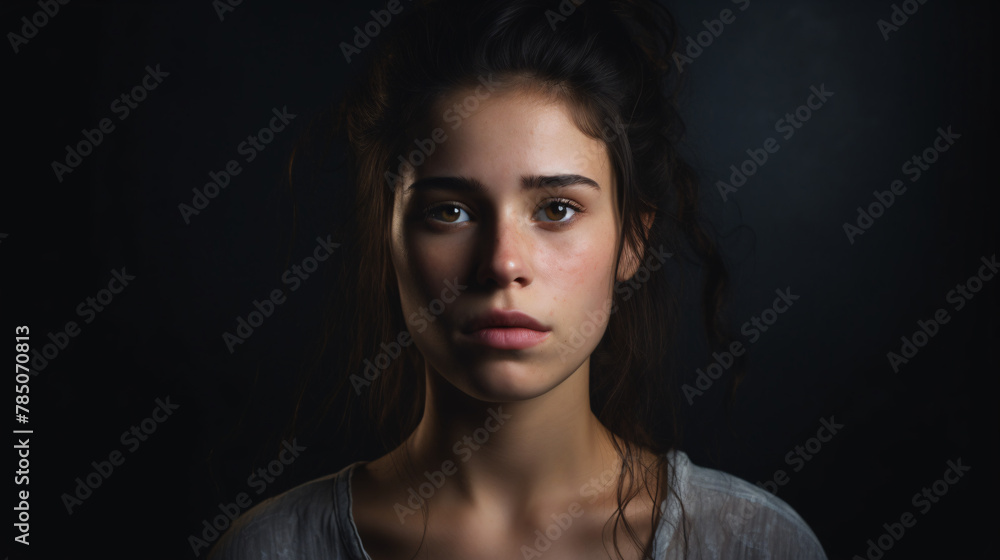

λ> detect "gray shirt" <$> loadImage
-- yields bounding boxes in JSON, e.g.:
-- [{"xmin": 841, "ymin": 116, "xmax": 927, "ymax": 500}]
[{"xmin": 208, "ymin": 450, "xmax": 827, "ymax": 559}]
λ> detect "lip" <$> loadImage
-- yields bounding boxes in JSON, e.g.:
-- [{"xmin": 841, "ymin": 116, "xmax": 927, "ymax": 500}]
[
  {"xmin": 462, "ymin": 309, "xmax": 552, "ymax": 350},
  {"xmin": 463, "ymin": 309, "xmax": 551, "ymax": 332}
]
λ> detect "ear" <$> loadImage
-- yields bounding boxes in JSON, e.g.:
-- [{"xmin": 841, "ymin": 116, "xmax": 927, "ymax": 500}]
[{"xmin": 616, "ymin": 211, "xmax": 655, "ymax": 282}]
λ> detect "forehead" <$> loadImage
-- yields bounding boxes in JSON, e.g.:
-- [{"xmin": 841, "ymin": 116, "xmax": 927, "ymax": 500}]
[{"xmin": 413, "ymin": 87, "xmax": 613, "ymax": 189}]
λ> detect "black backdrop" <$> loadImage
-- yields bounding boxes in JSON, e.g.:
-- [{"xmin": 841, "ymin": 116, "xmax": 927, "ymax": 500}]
[{"xmin": 6, "ymin": 0, "xmax": 997, "ymax": 558}]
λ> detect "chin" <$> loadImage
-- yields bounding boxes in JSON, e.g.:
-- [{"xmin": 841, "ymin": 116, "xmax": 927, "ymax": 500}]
[{"xmin": 440, "ymin": 359, "xmax": 570, "ymax": 403}]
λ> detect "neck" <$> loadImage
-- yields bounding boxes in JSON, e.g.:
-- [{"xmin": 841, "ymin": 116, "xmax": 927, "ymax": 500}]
[{"xmin": 396, "ymin": 358, "xmax": 627, "ymax": 516}]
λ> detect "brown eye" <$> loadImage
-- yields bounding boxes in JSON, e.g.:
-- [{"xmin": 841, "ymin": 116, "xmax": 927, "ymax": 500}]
[
  {"xmin": 545, "ymin": 202, "xmax": 569, "ymax": 221},
  {"xmin": 536, "ymin": 200, "xmax": 580, "ymax": 223},
  {"xmin": 426, "ymin": 204, "xmax": 470, "ymax": 224}
]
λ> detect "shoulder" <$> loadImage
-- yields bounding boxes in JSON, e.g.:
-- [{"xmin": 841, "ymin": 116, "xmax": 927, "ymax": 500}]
[
  {"xmin": 206, "ymin": 461, "xmax": 366, "ymax": 560},
  {"xmin": 659, "ymin": 451, "xmax": 827, "ymax": 560}
]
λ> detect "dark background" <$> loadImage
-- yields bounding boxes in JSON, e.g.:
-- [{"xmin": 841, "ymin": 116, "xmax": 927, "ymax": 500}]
[{"xmin": 6, "ymin": 0, "xmax": 997, "ymax": 558}]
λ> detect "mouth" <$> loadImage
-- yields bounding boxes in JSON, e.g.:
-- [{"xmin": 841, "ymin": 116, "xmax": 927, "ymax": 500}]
[{"xmin": 461, "ymin": 309, "xmax": 552, "ymax": 350}]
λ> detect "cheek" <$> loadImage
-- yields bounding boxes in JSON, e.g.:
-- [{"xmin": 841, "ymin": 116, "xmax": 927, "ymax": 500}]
[
  {"xmin": 392, "ymin": 229, "xmax": 473, "ymax": 323},
  {"xmin": 540, "ymin": 223, "xmax": 619, "ymax": 316},
  {"xmin": 391, "ymin": 195, "xmax": 461, "ymax": 302},
  {"xmin": 406, "ymin": 232, "xmax": 470, "ymax": 283}
]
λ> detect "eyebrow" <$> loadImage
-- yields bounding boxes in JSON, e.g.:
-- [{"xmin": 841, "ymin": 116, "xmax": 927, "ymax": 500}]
[{"xmin": 405, "ymin": 174, "xmax": 601, "ymax": 194}]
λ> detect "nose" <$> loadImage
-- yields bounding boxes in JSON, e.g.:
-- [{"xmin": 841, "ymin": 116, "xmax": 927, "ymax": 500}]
[{"xmin": 475, "ymin": 210, "xmax": 533, "ymax": 289}]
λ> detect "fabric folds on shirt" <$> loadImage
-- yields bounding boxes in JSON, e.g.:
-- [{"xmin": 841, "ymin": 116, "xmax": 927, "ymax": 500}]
[{"xmin": 208, "ymin": 450, "xmax": 827, "ymax": 559}]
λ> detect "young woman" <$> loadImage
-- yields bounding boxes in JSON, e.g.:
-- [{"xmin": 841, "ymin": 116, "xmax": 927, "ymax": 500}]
[{"xmin": 210, "ymin": 0, "xmax": 827, "ymax": 558}]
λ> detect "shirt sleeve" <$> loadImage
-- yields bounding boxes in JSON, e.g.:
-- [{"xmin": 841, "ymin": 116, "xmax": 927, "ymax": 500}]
[
  {"xmin": 207, "ymin": 500, "xmax": 303, "ymax": 560},
  {"xmin": 662, "ymin": 454, "xmax": 828, "ymax": 559},
  {"xmin": 206, "ymin": 474, "xmax": 349, "ymax": 560}
]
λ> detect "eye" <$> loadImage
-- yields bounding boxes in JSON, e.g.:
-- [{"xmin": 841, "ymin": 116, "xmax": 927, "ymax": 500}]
[
  {"xmin": 535, "ymin": 199, "xmax": 583, "ymax": 223},
  {"xmin": 424, "ymin": 203, "xmax": 471, "ymax": 224}
]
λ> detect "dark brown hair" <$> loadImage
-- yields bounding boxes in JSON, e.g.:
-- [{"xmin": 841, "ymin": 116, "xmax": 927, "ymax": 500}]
[{"xmin": 289, "ymin": 0, "xmax": 736, "ymax": 557}]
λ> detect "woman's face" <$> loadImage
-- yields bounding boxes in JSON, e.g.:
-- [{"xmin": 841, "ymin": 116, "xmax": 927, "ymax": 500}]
[{"xmin": 390, "ymin": 86, "xmax": 626, "ymax": 402}]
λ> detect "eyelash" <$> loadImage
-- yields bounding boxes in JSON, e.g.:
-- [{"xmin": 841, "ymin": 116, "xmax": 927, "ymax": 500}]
[{"xmin": 422, "ymin": 198, "xmax": 586, "ymax": 226}]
